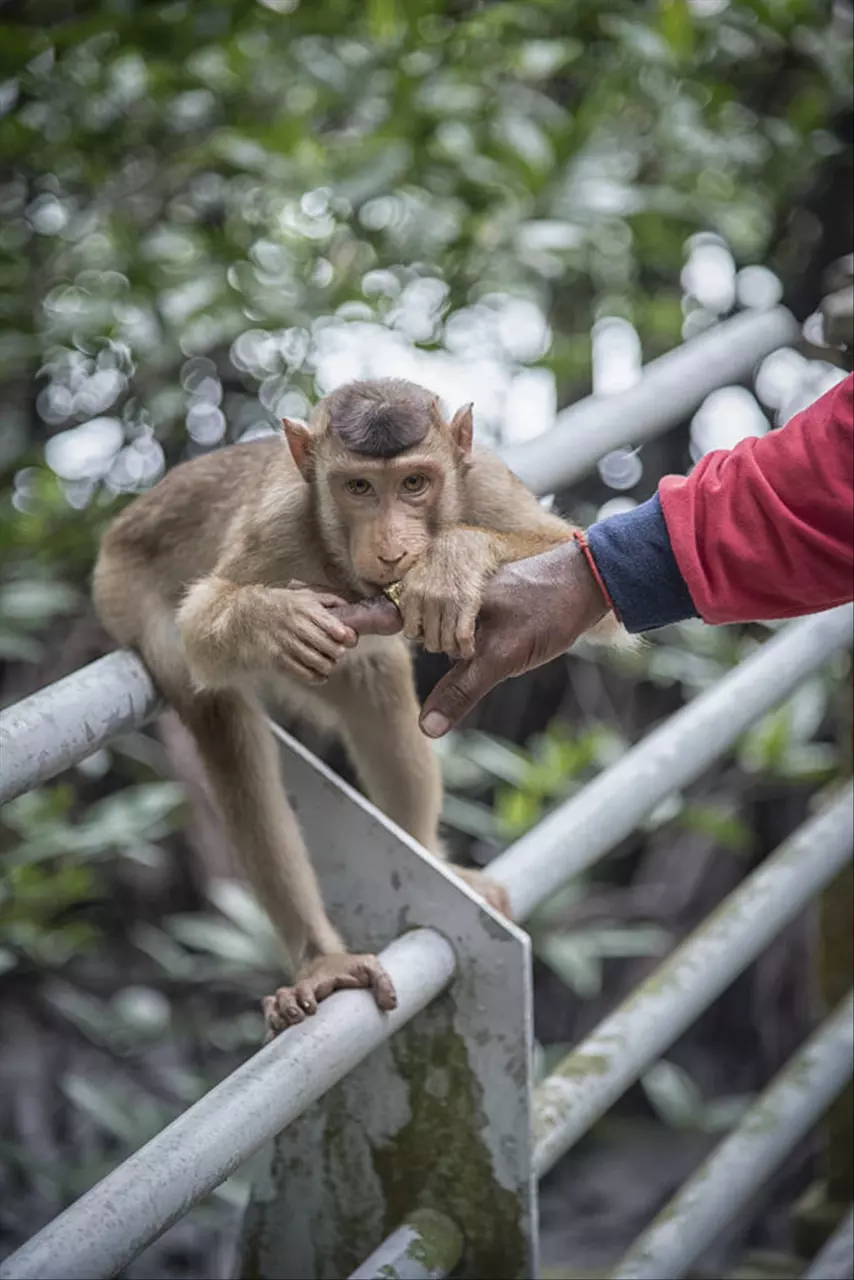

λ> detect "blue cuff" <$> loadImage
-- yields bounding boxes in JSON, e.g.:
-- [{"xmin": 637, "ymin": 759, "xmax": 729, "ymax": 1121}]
[{"xmin": 586, "ymin": 493, "xmax": 698, "ymax": 633}]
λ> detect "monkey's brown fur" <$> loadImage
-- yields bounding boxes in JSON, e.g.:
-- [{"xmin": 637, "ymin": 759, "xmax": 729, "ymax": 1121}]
[{"xmin": 93, "ymin": 378, "xmax": 620, "ymax": 1035}]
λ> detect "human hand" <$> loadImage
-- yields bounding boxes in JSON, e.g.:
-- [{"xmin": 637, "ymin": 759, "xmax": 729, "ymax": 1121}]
[{"xmin": 418, "ymin": 539, "xmax": 609, "ymax": 738}]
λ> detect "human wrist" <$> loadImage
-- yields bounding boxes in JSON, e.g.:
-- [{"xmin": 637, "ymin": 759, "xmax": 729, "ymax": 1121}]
[{"xmin": 516, "ymin": 538, "xmax": 610, "ymax": 651}]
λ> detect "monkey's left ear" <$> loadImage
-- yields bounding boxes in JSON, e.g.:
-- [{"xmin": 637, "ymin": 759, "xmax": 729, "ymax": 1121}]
[
  {"xmin": 450, "ymin": 403, "xmax": 474, "ymax": 457},
  {"xmin": 283, "ymin": 418, "xmax": 314, "ymax": 480}
]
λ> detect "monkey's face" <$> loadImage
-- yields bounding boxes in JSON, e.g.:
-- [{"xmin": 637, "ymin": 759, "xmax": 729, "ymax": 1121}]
[
  {"xmin": 283, "ymin": 386, "xmax": 474, "ymax": 592},
  {"xmin": 323, "ymin": 450, "xmax": 457, "ymax": 590}
]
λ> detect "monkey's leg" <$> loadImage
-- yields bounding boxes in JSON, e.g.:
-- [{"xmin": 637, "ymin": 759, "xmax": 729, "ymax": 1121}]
[
  {"xmin": 323, "ymin": 640, "xmax": 444, "ymax": 852},
  {"xmin": 324, "ymin": 641, "xmax": 512, "ymax": 919},
  {"xmin": 176, "ymin": 689, "xmax": 397, "ymax": 1036}
]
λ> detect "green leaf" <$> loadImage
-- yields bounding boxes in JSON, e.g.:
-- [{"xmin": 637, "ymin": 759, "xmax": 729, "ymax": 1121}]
[
  {"xmin": 678, "ymin": 802, "xmax": 755, "ymax": 855},
  {"xmin": 659, "ymin": 0, "xmax": 695, "ymax": 60},
  {"xmin": 166, "ymin": 915, "xmax": 272, "ymax": 966},
  {"xmin": 537, "ymin": 934, "xmax": 603, "ymax": 1000},
  {"xmin": 641, "ymin": 1059, "xmax": 703, "ymax": 1129}
]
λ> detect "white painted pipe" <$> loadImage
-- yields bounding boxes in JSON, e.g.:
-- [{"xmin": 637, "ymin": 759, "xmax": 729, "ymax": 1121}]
[
  {"xmin": 500, "ymin": 305, "xmax": 799, "ymax": 495},
  {"xmin": 804, "ymin": 1207, "xmax": 854, "ymax": 1280},
  {"xmin": 348, "ymin": 1209, "xmax": 464, "ymax": 1280},
  {"xmin": 0, "ymin": 651, "xmax": 159, "ymax": 805},
  {"xmin": 493, "ymin": 605, "xmax": 854, "ymax": 924},
  {"xmin": 533, "ymin": 788, "xmax": 853, "ymax": 1177},
  {"xmin": 612, "ymin": 994, "xmax": 854, "ymax": 1280}
]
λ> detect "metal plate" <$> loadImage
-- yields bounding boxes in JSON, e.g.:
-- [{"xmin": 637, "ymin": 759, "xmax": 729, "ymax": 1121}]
[{"xmin": 238, "ymin": 722, "xmax": 537, "ymax": 1279}]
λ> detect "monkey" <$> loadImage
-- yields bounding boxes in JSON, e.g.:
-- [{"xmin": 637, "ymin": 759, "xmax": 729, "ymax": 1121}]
[{"xmin": 93, "ymin": 378, "xmax": 622, "ymax": 1038}]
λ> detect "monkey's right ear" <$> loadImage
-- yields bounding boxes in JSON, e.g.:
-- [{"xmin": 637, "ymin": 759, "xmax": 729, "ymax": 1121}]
[
  {"xmin": 450, "ymin": 402, "xmax": 474, "ymax": 457},
  {"xmin": 283, "ymin": 418, "xmax": 314, "ymax": 480}
]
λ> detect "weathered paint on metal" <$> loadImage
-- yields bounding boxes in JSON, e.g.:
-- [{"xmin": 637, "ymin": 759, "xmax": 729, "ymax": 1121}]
[
  {"xmin": 533, "ymin": 788, "xmax": 854, "ymax": 1178},
  {"xmin": 0, "ymin": 650, "xmax": 159, "ymax": 805},
  {"xmin": 500, "ymin": 306, "xmax": 799, "ymax": 495},
  {"xmin": 612, "ymin": 994, "xmax": 854, "ymax": 1280},
  {"xmin": 348, "ymin": 1208, "xmax": 463, "ymax": 1279},
  {"xmin": 493, "ymin": 604, "xmax": 854, "ymax": 923},
  {"xmin": 237, "ymin": 723, "xmax": 536, "ymax": 1280},
  {"xmin": 0, "ymin": 929, "xmax": 455, "ymax": 1280}
]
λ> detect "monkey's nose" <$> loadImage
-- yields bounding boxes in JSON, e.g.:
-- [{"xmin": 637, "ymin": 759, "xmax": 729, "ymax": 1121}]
[{"xmin": 378, "ymin": 552, "xmax": 405, "ymax": 567}]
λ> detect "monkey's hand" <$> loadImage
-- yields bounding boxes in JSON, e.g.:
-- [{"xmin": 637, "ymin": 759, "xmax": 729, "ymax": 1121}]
[
  {"xmin": 453, "ymin": 866, "xmax": 513, "ymax": 919},
  {"xmin": 399, "ymin": 529, "xmax": 498, "ymax": 660},
  {"xmin": 273, "ymin": 587, "xmax": 361, "ymax": 685},
  {"xmin": 261, "ymin": 952, "xmax": 397, "ymax": 1039}
]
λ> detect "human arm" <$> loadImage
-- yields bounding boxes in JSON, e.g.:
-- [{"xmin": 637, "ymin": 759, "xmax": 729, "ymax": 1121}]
[{"xmin": 583, "ymin": 372, "xmax": 853, "ymax": 631}]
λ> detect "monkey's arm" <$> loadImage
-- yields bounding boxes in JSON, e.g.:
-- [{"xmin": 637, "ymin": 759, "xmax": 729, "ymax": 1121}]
[
  {"xmin": 399, "ymin": 449, "xmax": 585, "ymax": 659},
  {"xmin": 176, "ymin": 532, "xmax": 360, "ymax": 690},
  {"xmin": 463, "ymin": 447, "xmax": 577, "ymax": 548}
]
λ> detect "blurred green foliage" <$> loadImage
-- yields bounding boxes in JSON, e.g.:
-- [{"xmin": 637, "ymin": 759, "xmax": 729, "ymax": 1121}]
[{"xmin": 1, "ymin": 0, "xmax": 852, "ymax": 538}]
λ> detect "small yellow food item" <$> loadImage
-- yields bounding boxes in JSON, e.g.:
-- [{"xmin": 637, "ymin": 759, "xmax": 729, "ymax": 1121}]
[{"xmin": 383, "ymin": 581, "xmax": 403, "ymax": 609}]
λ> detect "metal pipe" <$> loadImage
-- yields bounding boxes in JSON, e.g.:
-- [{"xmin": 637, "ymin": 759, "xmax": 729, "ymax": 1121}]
[
  {"xmin": 0, "ymin": 928, "xmax": 456, "ymax": 1280},
  {"xmin": 492, "ymin": 605, "xmax": 854, "ymax": 924},
  {"xmin": 348, "ymin": 1209, "xmax": 464, "ymax": 1280},
  {"xmin": 500, "ymin": 306, "xmax": 799, "ymax": 495},
  {"xmin": 611, "ymin": 994, "xmax": 854, "ymax": 1280},
  {"xmin": 804, "ymin": 1207, "xmax": 854, "ymax": 1280},
  {"xmin": 533, "ymin": 788, "xmax": 853, "ymax": 1177},
  {"xmin": 0, "ymin": 651, "xmax": 158, "ymax": 806}
]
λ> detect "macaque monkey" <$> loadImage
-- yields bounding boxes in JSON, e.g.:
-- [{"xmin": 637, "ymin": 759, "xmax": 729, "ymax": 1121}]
[{"xmin": 93, "ymin": 379, "xmax": 620, "ymax": 1037}]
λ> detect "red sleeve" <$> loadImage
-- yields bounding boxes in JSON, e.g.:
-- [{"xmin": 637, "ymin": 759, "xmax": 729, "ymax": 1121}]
[{"xmin": 659, "ymin": 373, "xmax": 854, "ymax": 624}]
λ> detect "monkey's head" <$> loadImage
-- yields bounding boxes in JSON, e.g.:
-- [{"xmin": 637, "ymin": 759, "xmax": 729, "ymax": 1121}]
[{"xmin": 283, "ymin": 379, "xmax": 473, "ymax": 592}]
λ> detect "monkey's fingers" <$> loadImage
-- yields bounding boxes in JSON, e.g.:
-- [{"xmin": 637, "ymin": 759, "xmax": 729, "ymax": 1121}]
[
  {"xmin": 440, "ymin": 601, "xmax": 477, "ymax": 662},
  {"xmin": 307, "ymin": 609, "xmax": 358, "ymax": 647},
  {"xmin": 454, "ymin": 867, "xmax": 513, "ymax": 919},
  {"xmin": 399, "ymin": 586, "xmax": 423, "ymax": 644},
  {"xmin": 286, "ymin": 580, "xmax": 352, "ymax": 611},
  {"xmin": 310, "ymin": 955, "xmax": 398, "ymax": 1011},
  {"xmin": 299, "ymin": 953, "xmax": 398, "ymax": 1010},
  {"xmin": 261, "ymin": 993, "xmax": 293, "ymax": 1039},
  {"xmin": 276, "ymin": 650, "xmax": 331, "ymax": 686},
  {"xmin": 354, "ymin": 954, "xmax": 398, "ymax": 1011},
  {"xmin": 422, "ymin": 596, "xmax": 446, "ymax": 654},
  {"xmin": 298, "ymin": 623, "xmax": 349, "ymax": 664},
  {"xmin": 283, "ymin": 639, "xmax": 336, "ymax": 682}
]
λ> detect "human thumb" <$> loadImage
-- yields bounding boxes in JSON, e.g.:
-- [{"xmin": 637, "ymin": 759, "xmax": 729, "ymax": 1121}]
[
  {"xmin": 331, "ymin": 597, "xmax": 402, "ymax": 636},
  {"xmin": 419, "ymin": 655, "xmax": 497, "ymax": 738}
]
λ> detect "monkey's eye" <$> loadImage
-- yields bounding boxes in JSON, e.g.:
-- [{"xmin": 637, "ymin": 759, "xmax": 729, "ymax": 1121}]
[
  {"xmin": 346, "ymin": 478, "xmax": 372, "ymax": 496},
  {"xmin": 402, "ymin": 474, "xmax": 428, "ymax": 495}
]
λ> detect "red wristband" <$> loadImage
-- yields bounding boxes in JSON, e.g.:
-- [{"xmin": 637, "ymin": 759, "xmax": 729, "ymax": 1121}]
[{"xmin": 572, "ymin": 529, "xmax": 621, "ymax": 622}]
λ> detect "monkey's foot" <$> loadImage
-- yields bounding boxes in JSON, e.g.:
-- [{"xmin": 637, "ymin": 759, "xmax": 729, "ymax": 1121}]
[
  {"xmin": 453, "ymin": 867, "xmax": 512, "ymax": 919},
  {"xmin": 261, "ymin": 952, "xmax": 397, "ymax": 1039}
]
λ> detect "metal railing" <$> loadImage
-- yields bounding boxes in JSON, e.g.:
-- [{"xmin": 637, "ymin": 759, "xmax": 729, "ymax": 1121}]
[{"xmin": 1, "ymin": 307, "xmax": 852, "ymax": 1280}]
